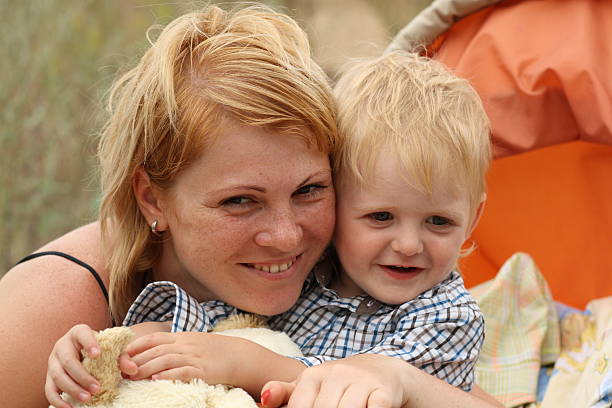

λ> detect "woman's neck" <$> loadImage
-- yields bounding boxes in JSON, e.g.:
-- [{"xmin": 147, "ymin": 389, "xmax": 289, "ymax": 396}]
[{"xmin": 152, "ymin": 240, "xmax": 215, "ymax": 302}]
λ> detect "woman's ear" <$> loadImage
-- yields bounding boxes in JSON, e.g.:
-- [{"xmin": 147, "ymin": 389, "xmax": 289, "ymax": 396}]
[
  {"xmin": 133, "ymin": 167, "xmax": 168, "ymax": 232},
  {"xmin": 466, "ymin": 193, "xmax": 487, "ymax": 238}
]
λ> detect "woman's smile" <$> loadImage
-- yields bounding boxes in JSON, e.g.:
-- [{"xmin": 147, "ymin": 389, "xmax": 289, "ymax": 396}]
[{"xmin": 245, "ymin": 255, "xmax": 299, "ymax": 274}]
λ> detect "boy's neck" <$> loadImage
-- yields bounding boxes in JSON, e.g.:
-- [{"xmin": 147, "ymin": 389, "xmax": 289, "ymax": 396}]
[
  {"xmin": 316, "ymin": 251, "xmax": 367, "ymax": 298},
  {"xmin": 329, "ymin": 269, "xmax": 366, "ymax": 298}
]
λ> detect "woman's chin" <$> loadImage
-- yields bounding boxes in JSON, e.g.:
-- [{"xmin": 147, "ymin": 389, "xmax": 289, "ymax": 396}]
[{"xmin": 239, "ymin": 290, "xmax": 302, "ymax": 316}]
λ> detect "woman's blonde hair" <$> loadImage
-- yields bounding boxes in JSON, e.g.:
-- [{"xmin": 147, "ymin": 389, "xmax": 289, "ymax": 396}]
[
  {"xmin": 333, "ymin": 50, "xmax": 490, "ymax": 212},
  {"xmin": 98, "ymin": 4, "xmax": 337, "ymax": 322}
]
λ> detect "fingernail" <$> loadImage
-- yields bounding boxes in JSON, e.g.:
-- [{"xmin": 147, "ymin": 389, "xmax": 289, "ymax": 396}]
[
  {"xmin": 89, "ymin": 383, "xmax": 100, "ymax": 393},
  {"xmin": 261, "ymin": 389, "xmax": 271, "ymax": 405},
  {"xmin": 79, "ymin": 392, "xmax": 90, "ymax": 402},
  {"xmin": 151, "ymin": 374, "xmax": 159, "ymax": 380},
  {"xmin": 90, "ymin": 347, "xmax": 100, "ymax": 356}
]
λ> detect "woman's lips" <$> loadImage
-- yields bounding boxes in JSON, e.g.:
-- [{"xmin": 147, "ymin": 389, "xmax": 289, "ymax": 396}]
[
  {"xmin": 240, "ymin": 254, "xmax": 301, "ymax": 278},
  {"xmin": 247, "ymin": 256, "xmax": 297, "ymax": 274}
]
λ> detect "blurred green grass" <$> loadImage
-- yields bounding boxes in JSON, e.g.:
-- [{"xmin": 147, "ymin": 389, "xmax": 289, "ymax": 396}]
[{"xmin": 1, "ymin": 0, "xmax": 430, "ymax": 276}]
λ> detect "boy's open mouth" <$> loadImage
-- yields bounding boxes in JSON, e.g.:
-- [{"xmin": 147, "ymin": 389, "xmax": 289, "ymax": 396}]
[{"xmin": 384, "ymin": 265, "xmax": 423, "ymax": 273}]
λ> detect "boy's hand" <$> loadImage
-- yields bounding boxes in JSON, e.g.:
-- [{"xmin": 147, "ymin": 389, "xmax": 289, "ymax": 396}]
[
  {"xmin": 118, "ymin": 321, "xmax": 172, "ymax": 376},
  {"xmin": 124, "ymin": 331, "xmax": 245, "ymax": 384},
  {"xmin": 45, "ymin": 321, "xmax": 171, "ymax": 408},
  {"xmin": 45, "ymin": 324, "xmax": 102, "ymax": 408},
  {"xmin": 260, "ymin": 354, "xmax": 408, "ymax": 408}
]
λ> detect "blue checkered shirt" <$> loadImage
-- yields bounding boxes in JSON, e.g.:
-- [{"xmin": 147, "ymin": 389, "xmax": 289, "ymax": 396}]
[
  {"xmin": 124, "ymin": 281, "xmax": 239, "ymax": 332},
  {"xmin": 268, "ymin": 268, "xmax": 484, "ymax": 391},
  {"xmin": 123, "ymin": 270, "xmax": 483, "ymax": 391}
]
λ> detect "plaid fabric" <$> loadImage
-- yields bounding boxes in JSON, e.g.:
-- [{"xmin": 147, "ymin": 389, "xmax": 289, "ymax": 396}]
[
  {"xmin": 268, "ymin": 269, "xmax": 484, "ymax": 391},
  {"xmin": 470, "ymin": 252, "xmax": 561, "ymax": 407},
  {"xmin": 123, "ymin": 281, "xmax": 238, "ymax": 332},
  {"xmin": 124, "ymin": 271, "xmax": 483, "ymax": 391}
]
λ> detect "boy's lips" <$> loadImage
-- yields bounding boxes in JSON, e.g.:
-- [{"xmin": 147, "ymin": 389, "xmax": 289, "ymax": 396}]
[
  {"xmin": 384, "ymin": 265, "xmax": 423, "ymax": 272},
  {"xmin": 380, "ymin": 264, "xmax": 424, "ymax": 280}
]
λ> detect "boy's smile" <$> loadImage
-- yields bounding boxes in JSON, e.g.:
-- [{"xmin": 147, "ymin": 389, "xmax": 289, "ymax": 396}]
[
  {"xmin": 379, "ymin": 265, "xmax": 424, "ymax": 280},
  {"xmin": 332, "ymin": 154, "xmax": 483, "ymax": 304}
]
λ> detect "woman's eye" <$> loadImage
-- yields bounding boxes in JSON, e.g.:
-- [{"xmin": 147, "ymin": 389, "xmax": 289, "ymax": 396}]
[
  {"xmin": 294, "ymin": 184, "xmax": 327, "ymax": 198},
  {"xmin": 368, "ymin": 212, "xmax": 393, "ymax": 222},
  {"xmin": 222, "ymin": 196, "xmax": 253, "ymax": 206},
  {"xmin": 426, "ymin": 215, "xmax": 451, "ymax": 226}
]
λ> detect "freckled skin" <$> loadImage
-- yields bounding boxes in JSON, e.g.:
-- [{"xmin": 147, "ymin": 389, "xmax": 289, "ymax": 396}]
[{"xmin": 154, "ymin": 122, "xmax": 335, "ymax": 315}]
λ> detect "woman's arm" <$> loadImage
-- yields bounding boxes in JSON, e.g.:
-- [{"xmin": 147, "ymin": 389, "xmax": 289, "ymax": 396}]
[
  {"xmin": 0, "ymin": 223, "xmax": 111, "ymax": 408},
  {"xmin": 261, "ymin": 354, "xmax": 504, "ymax": 408}
]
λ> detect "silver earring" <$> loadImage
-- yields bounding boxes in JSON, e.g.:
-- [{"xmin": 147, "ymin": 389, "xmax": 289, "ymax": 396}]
[{"xmin": 151, "ymin": 219, "xmax": 163, "ymax": 236}]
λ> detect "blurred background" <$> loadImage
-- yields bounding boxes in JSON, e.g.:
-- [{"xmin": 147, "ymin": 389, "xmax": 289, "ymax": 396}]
[{"xmin": 0, "ymin": 0, "xmax": 432, "ymax": 276}]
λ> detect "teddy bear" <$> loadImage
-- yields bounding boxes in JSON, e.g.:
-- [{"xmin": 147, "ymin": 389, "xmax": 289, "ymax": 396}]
[{"xmin": 51, "ymin": 314, "xmax": 302, "ymax": 408}]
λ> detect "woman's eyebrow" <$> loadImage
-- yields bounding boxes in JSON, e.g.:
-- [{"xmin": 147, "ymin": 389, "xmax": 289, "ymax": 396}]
[
  {"xmin": 207, "ymin": 170, "xmax": 332, "ymax": 195},
  {"xmin": 297, "ymin": 170, "xmax": 332, "ymax": 187},
  {"xmin": 208, "ymin": 185, "xmax": 267, "ymax": 195}
]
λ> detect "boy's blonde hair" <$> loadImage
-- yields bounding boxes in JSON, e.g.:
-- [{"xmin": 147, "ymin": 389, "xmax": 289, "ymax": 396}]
[
  {"xmin": 334, "ymin": 50, "xmax": 490, "ymax": 211},
  {"xmin": 98, "ymin": 4, "xmax": 337, "ymax": 322}
]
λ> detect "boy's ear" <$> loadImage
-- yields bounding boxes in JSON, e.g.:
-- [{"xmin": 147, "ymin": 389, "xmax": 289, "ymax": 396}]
[
  {"xmin": 133, "ymin": 167, "xmax": 169, "ymax": 232},
  {"xmin": 466, "ymin": 193, "xmax": 487, "ymax": 238}
]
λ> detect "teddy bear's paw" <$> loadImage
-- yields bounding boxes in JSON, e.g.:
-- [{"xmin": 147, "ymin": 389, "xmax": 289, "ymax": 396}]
[{"xmin": 206, "ymin": 384, "xmax": 259, "ymax": 407}]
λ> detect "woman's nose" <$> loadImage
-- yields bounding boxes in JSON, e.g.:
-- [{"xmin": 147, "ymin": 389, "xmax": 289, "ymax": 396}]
[
  {"xmin": 390, "ymin": 231, "xmax": 424, "ymax": 256},
  {"xmin": 254, "ymin": 208, "xmax": 303, "ymax": 252}
]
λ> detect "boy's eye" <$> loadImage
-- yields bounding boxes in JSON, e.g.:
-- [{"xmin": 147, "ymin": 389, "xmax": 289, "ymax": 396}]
[
  {"xmin": 368, "ymin": 212, "xmax": 393, "ymax": 222},
  {"xmin": 426, "ymin": 215, "xmax": 451, "ymax": 226}
]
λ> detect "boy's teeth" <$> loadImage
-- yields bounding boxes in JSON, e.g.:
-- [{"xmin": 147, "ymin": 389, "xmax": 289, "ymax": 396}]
[{"xmin": 252, "ymin": 260, "xmax": 294, "ymax": 273}]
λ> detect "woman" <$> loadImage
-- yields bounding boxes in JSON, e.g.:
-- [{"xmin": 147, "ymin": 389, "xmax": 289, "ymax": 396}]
[
  {"xmin": 0, "ymin": 4, "xmax": 501, "ymax": 408},
  {"xmin": 1, "ymin": 5, "xmax": 335, "ymax": 407}
]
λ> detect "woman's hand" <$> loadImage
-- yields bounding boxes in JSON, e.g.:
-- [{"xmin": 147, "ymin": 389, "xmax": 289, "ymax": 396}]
[
  {"xmin": 45, "ymin": 324, "xmax": 102, "ymax": 408},
  {"xmin": 45, "ymin": 321, "xmax": 171, "ymax": 408}
]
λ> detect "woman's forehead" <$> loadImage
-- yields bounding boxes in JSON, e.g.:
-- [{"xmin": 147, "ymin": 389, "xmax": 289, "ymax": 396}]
[{"xmin": 171, "ymin": 123, "xmax": 332, "ymax": 192}]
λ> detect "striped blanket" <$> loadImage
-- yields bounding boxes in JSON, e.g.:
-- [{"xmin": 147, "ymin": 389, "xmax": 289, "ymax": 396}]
[{"xmin": 470, "ymin": 253, "xmax": 611, "ymax": 407}]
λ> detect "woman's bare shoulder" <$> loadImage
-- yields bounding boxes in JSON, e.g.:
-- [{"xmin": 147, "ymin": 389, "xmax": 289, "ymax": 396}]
[
  {"xmin": 1, "ymin": 221, "xmax": 111, "ymax": 329},
  {"xmin": 37, "ymin": 222, "xmax": 109, "ymax": 281},
  {"xmin": 0, "ymin": 222, "xmax": 112, "ymax": 407}
]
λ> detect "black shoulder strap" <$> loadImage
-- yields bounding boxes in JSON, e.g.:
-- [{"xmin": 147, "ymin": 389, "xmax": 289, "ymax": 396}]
[{"xmin": 17, "ymin": 251, "xmax": 109, "ymax": 305}]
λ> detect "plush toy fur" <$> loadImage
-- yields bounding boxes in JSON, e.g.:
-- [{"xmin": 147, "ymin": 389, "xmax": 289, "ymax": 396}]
[{"xmin": 51, "ymin": 315, "xmax": 302, "ymax": 408}]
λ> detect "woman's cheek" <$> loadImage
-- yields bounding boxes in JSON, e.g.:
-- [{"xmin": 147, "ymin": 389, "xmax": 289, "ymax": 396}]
[{"xmin": 313, "ymin": 197, "xmax": 336, "ymax": 240}]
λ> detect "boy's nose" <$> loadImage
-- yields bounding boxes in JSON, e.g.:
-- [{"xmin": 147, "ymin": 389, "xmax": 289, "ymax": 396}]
[
  {"xmin": 254, "ymin": 208, "xmax": 303, "ymax": 252},
  {"xmin": 391, "ymin": 233, "xmax": 424, "ymax": 256}
]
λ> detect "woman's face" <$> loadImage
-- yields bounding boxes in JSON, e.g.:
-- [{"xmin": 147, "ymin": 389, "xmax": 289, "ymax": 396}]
[{"xmin": 156, "ymin": 122, "xmax": 335, "ymax": 315}]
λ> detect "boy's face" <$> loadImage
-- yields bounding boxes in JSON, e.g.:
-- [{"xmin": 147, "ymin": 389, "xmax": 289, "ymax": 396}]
[{"xmin": 333, "ymin": 156, "xmax": 482, "ymax": 305}]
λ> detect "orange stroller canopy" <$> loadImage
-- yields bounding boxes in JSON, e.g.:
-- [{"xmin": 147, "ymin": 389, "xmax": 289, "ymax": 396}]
[{"xmin": 390, "ymin": 0, "xmax": 612, "ymax": 308}]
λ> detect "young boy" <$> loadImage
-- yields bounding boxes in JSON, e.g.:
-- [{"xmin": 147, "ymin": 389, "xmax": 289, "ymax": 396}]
[
  {"xmin": 264, "ymin": 49, "xmax": 490, "ymax": 392},
  {"xmin": 48, "ymin": 50, "xmax": 491, "ymax": 403}
]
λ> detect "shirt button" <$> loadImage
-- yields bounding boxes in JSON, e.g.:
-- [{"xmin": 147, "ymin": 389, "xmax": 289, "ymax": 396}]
[{"xmin": 356, "ymin": 298, "xmax": 381, "ymax": 315}]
